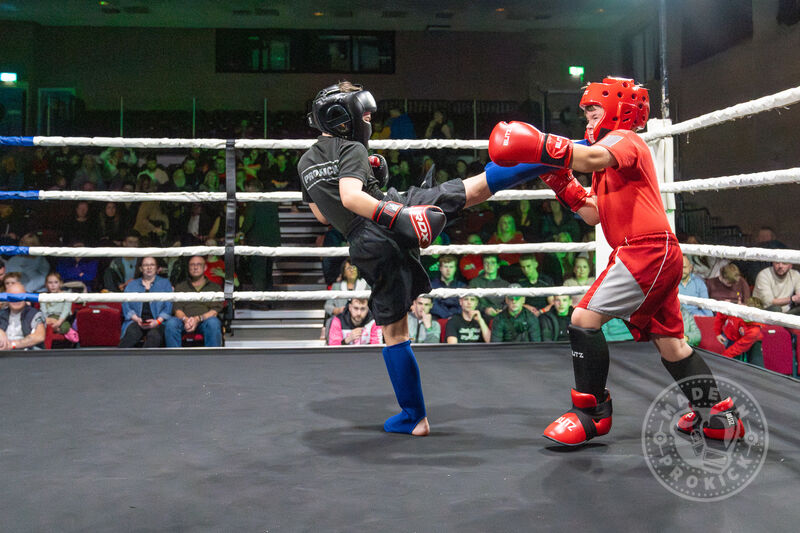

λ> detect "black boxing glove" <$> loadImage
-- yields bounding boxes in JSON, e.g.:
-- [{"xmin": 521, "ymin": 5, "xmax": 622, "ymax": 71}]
[
  {"xmin": 369, "ymin": 154, "xmax": 389, "ymax": 188},
  {"xmin": 372, "ymin": 200, "xmax": 445, "ymax": 249}
]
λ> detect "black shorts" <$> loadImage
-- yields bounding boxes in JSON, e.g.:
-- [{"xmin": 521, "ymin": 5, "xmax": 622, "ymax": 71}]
[{"xmin": 347, "ymin": 179, "xmax": 467, "ymax": 326}]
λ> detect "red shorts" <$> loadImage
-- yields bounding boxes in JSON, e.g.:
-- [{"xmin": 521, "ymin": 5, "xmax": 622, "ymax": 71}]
[{"xmin": 577, "ymin": 231, "xmax": 684, "ymax": 341}]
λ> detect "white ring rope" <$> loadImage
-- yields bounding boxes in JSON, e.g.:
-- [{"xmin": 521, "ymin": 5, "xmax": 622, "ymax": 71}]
[
  {"xmin": 641, "ymin": 84, "xmax": 800, "ymax": 141},
  {"xmin": 680, "ymin": 244, "xmax": 800, "ymax": 264},
  {"xmin": 661, "ymin": 167, "xmax": 800, "ymax": 194},
  {"xmin": 679, "ymin": 295, "xmax": 800, "ymax": 331}
]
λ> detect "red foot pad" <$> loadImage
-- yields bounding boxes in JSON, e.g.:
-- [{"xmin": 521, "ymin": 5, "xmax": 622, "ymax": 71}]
[
  {"xmin": 543, "ymin": 389, "xmax": 612, "ymax": 446},
  {"xmin": 676, "ymin": 397, "xmax": 745, "ymax": 441}
]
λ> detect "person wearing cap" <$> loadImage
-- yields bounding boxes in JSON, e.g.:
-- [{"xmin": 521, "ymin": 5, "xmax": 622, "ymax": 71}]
[{"xmin": 490, "ymin": 284, "xmax": 542, "ymax": 343}]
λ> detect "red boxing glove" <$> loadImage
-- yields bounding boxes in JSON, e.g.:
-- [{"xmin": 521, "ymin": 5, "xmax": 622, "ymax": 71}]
[
  {"xmin": 540, "ymin": 169, "xmax": 588, "ymax": 212},
  {"xmin": 368, "ymin": 154, "xmax": 389, "ymax": 188},
  {"xmin": 372, "ymin": 200, "xmax": 445, "ymax": 249},
  {"xmin": 488, "ymin": 121, "xmax": 573, "ymax": 169}
]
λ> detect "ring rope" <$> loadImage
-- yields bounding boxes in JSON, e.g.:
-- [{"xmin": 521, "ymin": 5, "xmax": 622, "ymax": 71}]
[
  {"xmin": 640, "ymin": 84, "xmax": 800, "ymax": 141},
  {"xmin": 679, "ymin": 295, "xmax": 800, "ymax": 331},
  {"xmin": 660, "ymin": 167, "xmax": 800, "ymax": 194}
]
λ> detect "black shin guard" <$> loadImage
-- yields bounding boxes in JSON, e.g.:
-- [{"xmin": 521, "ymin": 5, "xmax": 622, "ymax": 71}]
[
  {"xmin": 661, "ymin": 350, "xmax": 721, "ymax": 409},
  {"xmin": 568, "ymin": 325, "xmax": 610, "ymax": 402}
]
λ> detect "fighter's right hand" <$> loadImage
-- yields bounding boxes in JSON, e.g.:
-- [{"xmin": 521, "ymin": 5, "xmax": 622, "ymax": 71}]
[
  {"xmin": 372, "ymin": 200, "xmax": 445, "ymax": 248},
  {"xmin": 488, "ymin": 121, "xmax": 573, "ymax": 168},
  {"xmin": 540, "ymin": 169, "xmax": 589, "ymax": 213}
]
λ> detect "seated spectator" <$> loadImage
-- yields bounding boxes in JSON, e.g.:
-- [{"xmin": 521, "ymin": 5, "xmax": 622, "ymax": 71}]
[
  {"xmin": 681, "ymin": 304, "xmax": 701, "ymax": 347},
  {"xmin": 490, "ymin": 286, "xmax": 542, "ymax": 342},
  {"xmin": 563, "ymin": 256, "xmax": 595, "ymax": 306},
  {"xmin": 41, "ymin": 272, "xmax": 73, "ymax": 335},
  {"xmin": 430, "ymin": 255, "xmax": 465, "ymax": 320},
  {"xmin": 137, "ymin": 154, "xmax": 169, "ymax": 186},
  {"xmin": 601, "ymin": 318, "xmax": 634, "ymax": 342},
  {"xmin": 740, "ymin": 227, "xmax": 788, "ymax": 284},
  {"xmin": 63, "ymin": 201, "xmax": 98, "ymax": 246},
  {"xmin": 468, "ymin": 254, "xmax": 508, "ymax": 320},
  {"xmin": 5, "ymin": 233, "xmax": 50, "ymax": 293},
  {"xmin": 446, "ymin": 295, "xmax": 490, "ymax": 344},
  {"xmin": 386, "ymin": 107, "xmax": 416, "ymax": 139},
  {"xmin": 424, "ymin": 110, "xmax": 453, "ymax": 139},
  {"xmin": 684, "ymin": 235, "xmax": 728, "ymax": 279},
  {"xmin": 71, "ymin": 154, "xmax": 104, "ymax": 190},
  {"xmin": 706, "ymin": 263, "xmax": 750, "ymax": 304},
  {"xmin": 3, "ymin": 271, "xmax": 21, "ymax": 290},
  {"xmin": 753, "ymin": 261, "xmax": 800, "ymax": 314},
  {"xmin": 239, "ymin": 179, "xmax": 280, "ymax": 291},
  {"xmin": 177, "ymin": 203, "xmax": 220, "ymax": 245},
  {"xmin": 714, "ymin": 297, "xmax": 765, "ymax": 359},
  {"xmin": 539, "ymin": 294, "xmax": 573, "ymax": 341},
  {"xmin": 99, "ymin": 147, "xmax": 137, "ymax": 183},
  {"xmin": 134, "ymin": 201, "xmax": 170, "ymax": 246},
  {"xmin": 164, "ymin": 256, "xmax": 223, "ymax": 348},
  {"xmin": 0, "ymin": 283, "xmax": 45, "ymax": 350},
  {"xmin": 204, "ymin": 239, "xmax": 239, "ymax": 287},
  {"xmin": 56, "ymin": 241, "xmax": 99, "ymax": 289},
  {"xmin": 119, "ymin": 257, "xmax": 173, "ymax": 348},
  {"xmin": 489, "ymin": 213, "xmax": 526, "ymax": 268},
  {"xmin": 324, "ymin": 259, "xmax": 369, "ymax": 318},
  {"xmin": 97, "ymin": 202, "xmax": 125, "ymax": 245},
  {"xmin": 541, "ymin": 200, "xmax": 581, "ymax": 243},
  {"xmin": 678, "ymin": 255, "xmax": 714, "ymax": 317},
  {"xmin": 0, "ymin": 201, "xmax": 25, "ymax": 243},
  {"xmin": 458, "ymin": 234, "xmax": 484, "ymax": 282},
  {"xmin": 327, "ymin": 298, "xmax": 381, "ymax": 346},
  {"xmin": 102, "ymin": 232, "xmax": 141, "ymax": 292},
  {"xmin": 408, "ymin": 295, "xmax": 440, "ymax": 344},
  {"xmin": 517, "ymin": 254, "xmax": 554, "ymax": 314},
  {"xmin": 515, "ymin": 199, "xmax": 542, "ymax": 242}
]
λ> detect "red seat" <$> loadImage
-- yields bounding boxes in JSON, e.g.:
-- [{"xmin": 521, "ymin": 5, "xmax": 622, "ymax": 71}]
[
  {"xmin": 44, "ymin": 324, "xmax": 71, "ymax": 349},
  {"xmin": 76, "ymin": 305, "xmax": 122, "ymax": 347},
  {"xmin": 760, "ymin": 325, "xmax": 794, "ymax": 375},
  {"xmin": 694, "ymin": 315, "xmax": 723, "ymax": 355},
  {"xmin": 181, "ymin": 332, "xmax": 205, "ymax": 346},
  {"xmin": 438, "ymin": 318, "xmax": 449, "ymax": 343}
]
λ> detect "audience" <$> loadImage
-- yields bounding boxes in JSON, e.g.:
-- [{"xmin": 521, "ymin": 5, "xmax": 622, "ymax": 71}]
[
  {"xmin": 714, "ymin": 297, "xmax": 765, "ymax": 359},
  {"xmin": 706, "ymin": 263, "xmax": 750, "ymax": 304},
  {"xmin": 119, "ymin": 256, "xmax": 173, "ymax": 348},
  {"xmin": 430, "ymin": 255, "xmax": 465, "ymax": 320},
  {"xmin": 327, "ymin": 298, "xmax": 381, "ymax": 346},
  {"xmin": 445, "ymin": 295, "xmax": 490, "ymax": 343},
  {"xmin": 5, "ymin": 233, "xmax": 50, "ymax": 293},
  {"xmin": 490, "ymin": 286, "xmax": 542, "ymax": 342},
  {"xmin": 0, "ymin": 283, "xmax": 46, "ymax": 350},
  {"xmin": 516, "ymin": 254, "xmax": 554, "ymax": 315},
  {"xmin": 468, "ymin": 254, "xmax": 508, "ymax": 320},
  {"xmin": 563, "ymin": 256, "xmax": 595, "ymax": 306},
  {"xmin": 102, "ymin": 232, "xmax": 142, "ymax": 292},
  {"xmin": 164, "ymin": 256, "xmax": 223, "ymax": 347},
  {"xmin": 408, "ymin": 295, "xmax": 440, "ymax": 344},
  {"xmin": 41, "ymin": 272, "xmax": 73, "ymax": 336},
  {"xmin": 539, "ymin": 294, "xmax": 573, "ymax": 342},
  {"xmin": 753, "ymin": 261, "xmax": 800, "ymax": 314},
  {"xmin": 324, "ymin": 259, "xmax": 369, "ymax": 319},
  {"xmin": 56, "ymin": 241, "xmax": 99, "ymax": 290},
  {"xmin": 677, "ymin": 255, "xmax": 714, "ymax": 317}
]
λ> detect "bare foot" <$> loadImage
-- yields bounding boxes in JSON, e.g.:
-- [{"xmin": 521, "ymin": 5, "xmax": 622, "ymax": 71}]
[{"xmin": 411, "ymin": 417, "xmax": 430, "ymax": 436}]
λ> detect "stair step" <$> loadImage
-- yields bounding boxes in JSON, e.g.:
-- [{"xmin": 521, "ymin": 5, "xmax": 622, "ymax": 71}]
[
  {"xmin": 274, "ymin": 260, "xmax": 322, "ymax": 268},
  {"xmin": 224, "ymin": 339, "xmax": 326, "ymax": 348},
  {"xmin": 282, "ymin": 226, "xmax": 326, "ymax": 234},
  {"xmin": 234, "ymin": 309, "xmax": 325, "ymax": 319},
  {"xmin": 231, "ymin": 323, "xmax": 321, "ymax": 330},
  {"xmin": 228, "ymin": 327, "xmax": 323, "ymax": 341}
]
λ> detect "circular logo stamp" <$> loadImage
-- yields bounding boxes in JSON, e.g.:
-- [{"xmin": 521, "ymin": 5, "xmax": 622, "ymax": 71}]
[{"xmin": 641, "ymin": 376, "xmax": 768, "ymax": 501}]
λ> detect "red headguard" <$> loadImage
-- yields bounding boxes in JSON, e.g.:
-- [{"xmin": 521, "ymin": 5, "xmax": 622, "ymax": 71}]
[{"xmin": 580, "ymin": 77, "xmax": 650, "ymax": 143}]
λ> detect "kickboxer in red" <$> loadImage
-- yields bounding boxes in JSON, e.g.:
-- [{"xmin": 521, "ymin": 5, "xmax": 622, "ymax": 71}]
[{"xmin": 488, "ymin": 77, "xmax": 745, "ymax": 446}]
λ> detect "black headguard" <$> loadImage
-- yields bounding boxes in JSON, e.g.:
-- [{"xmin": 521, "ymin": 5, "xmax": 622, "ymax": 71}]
[{"xmin": 307, "ymin": 84, "xmax": 377, "ymax": 148}]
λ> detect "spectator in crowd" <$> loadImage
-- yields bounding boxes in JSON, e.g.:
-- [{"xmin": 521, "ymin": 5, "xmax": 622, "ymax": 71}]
[
  {"xmin": 563, "ymin": 256, "xmax": 595, "ymax": 305},
  {"xmin": 408, "ymin": 295, "xmax": 440, "ymax": 344},
  {"xmin": 203, "ymin": 239, "xmax": 239, "ymax": 288},
  {"xmin": 446, "ymin": 295, "xmax": 490, "ymax": 344},
  {"xmin": 239, "ymin": 179, "xmax": 280, "ymax": 292},
  {"xmin": 177, "ymin": 203, "xmax": 220, "ymax": 245},
  {"xmin": 71, "ymin": 154, "xmax": 104, "ymax": 190},
  {"xmin": 601, "ymin": 318, "xmax": 634, "ymax": 342},
  {"xmin": 677, "ymin": 255, "xmax": 714, "ymax": 317},
  {"xmin": 41, "ymin": 272, "xmax": 73, "ymax": 335},
  {"xmin": 517, "ymin": 254, "xmax": 554, "ymax": 315},
  {"xmin": 102, "ymin": 232, "xmax": 141, "ymax": 292},
  {"xmin": 202, "ymin": 155, "xmax": 226, "ymax": 192},
  {"xmin": 50, "ymin": 146, "xmax": 80, "ymax": 181},
  {"xmin": 539, "ymin": 294, "xmax": 573, "ymax": 342},
  {"xmin": 268, "ymin": 152, "xmax": 298, "ymax": 191},
  {"xmin": 137, "ymin": 154, "xmax": 169, "ymax": 186},
  {"xmin": 681, "ymin": 304, "xmax": 702, "ymax": 347},
  {"xmin": 164, "ymin": 256, "xmax": 223, "ymax": 347},
  {"xmin": 740, "ymin": 227, "xmax": 788, "ymax": 284},
  {"xmin": 134, "ymin": 201, "xmax": 170, "ymax": 246},
  {"xmin": 514, "ymin": 199, "xmax": 541, "ymax": 242},
  {"xmin": 97, "ymin": 202, "xmax": 125, "ymax": 246},
  {"xmin": 56, "ymin": 241, "xmax": 99, "ymax": 290},
  {"xmin": 324, "ymin": 259, "xmax": 370, "ymax": 318},
  {"xmin": 706, "ymin": 263, "xmax": 750, "ymax": 304},
  {"xmin": 468, "ymin": 254, "xmax": 508, "ymax": 320},
  {"xmin": 64, "ymin": 201, "xmax": 97, "ymax": 246},
  {"xmin": 458, "ymin": 233, "xmax": 484, "ymax": 282},
  {"xmin": 0, "ymin": 283, "xmax": 45, "ymax": 350},
  {"xmin": 3, "ymin": 270, "xmax": 21, "ymax": 289},
  {"xmin": 753, "ymin": 261, "xmax": 800, "ymax": 314},
  {"xmin": 180, "ymin": 157, "xmax": 203, "ymax": 191},
  {"xmin": 119, "ymin": 256, "xmax": 173, "ymax": 348},
  {"xmin": 684, "ymin": 235, "xmax": 728, "ymax": 279},
  {"xmin": 387, "ymin": 107, "xmax": 416, "ymax": 139},
  {"xmin": 540, "ymin": 200, "xmax": 581, "ymax": 243},
  {"xmin": 99, "ymin": 147, "xmax": 137, "ymax": 182},
  {"xmin": 327, "ymin": 298, "xmax": 381, "ymax": 346},
  {"xmin": 5, "ymin": 233, "xmax": 50, "ymax": 293},
  {"xmin": 714, "ymin": 297, "xmax": 765, "ymax": 359},
  {"xmin": 430, "ymin": 255, "xmax": 465, "ymax": 320},
  {"xmin": 424, "ymin": 110, "xmax": 454, "ymax": 139},
  {"xmin": 490, "ymin": 286, "xmax": 542, "ymax": 342},
  {"xmin": 0, "ymin": 201, "xmax": 25, "ymax": 243},
  {"xmin": 489, "ymin": 213, "xmax": 526, "ymax": 277}
]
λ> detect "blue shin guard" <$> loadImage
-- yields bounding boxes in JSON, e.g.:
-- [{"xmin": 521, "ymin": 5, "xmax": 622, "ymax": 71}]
[
  {"xmin": 382, "ymin": 340, "xmax": 427, "ymax": 434},
  {"xmin": 484, "ymin": 139, "xmax": 588, "ymax": 193}
]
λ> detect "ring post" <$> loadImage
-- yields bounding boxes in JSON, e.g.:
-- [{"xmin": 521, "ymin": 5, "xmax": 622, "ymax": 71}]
[{"xmin": 224, "ymin": 139, "xmax": 237, "ymax": 328}]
